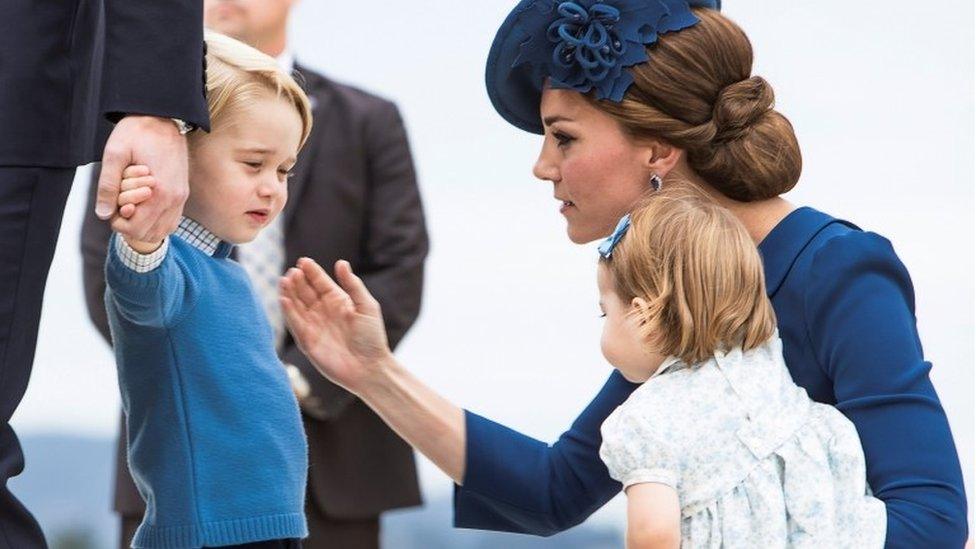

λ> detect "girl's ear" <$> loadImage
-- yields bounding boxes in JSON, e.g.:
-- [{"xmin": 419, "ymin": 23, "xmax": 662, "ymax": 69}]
[{"xmin": 630, "ymin": 297, "xmax": 651, "ymax": 324}]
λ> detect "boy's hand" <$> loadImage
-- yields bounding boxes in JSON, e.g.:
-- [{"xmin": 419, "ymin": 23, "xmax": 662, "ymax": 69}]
[
  {"xmin": 278, "ymin": 258, "xmax": 393, "ymax": 396},
  {"xmin": 117, "ymin": 165, "xmax": 156, "ymax": 218},
  {"xmin": 113, "ymin": 164, "xmax": 164, "ymax": 254}
]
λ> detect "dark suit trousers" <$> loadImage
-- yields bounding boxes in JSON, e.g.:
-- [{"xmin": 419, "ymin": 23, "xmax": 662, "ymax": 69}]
[
  {"xmin": 121, "ymin": 513, "xmax": 376, "ymax": 549},
  {"xmin": 0, "ymin": 167, "xmax": 74, "ymax": 548}
]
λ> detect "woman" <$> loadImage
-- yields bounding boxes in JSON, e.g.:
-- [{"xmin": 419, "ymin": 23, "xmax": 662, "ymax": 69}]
[{"xmin": 280, "ymin": 1, "xmax": 968, "ymax": 546}]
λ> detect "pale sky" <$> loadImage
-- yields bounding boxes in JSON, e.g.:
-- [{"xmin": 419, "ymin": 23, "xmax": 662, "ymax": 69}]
[{"xmin": 12, "ymin": 0, "xmax": 974, "ymax": 530}]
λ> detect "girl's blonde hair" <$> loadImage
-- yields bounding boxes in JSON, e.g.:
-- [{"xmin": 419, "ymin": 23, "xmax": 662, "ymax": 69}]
[
  {"xmin": 601, "ymin": 188, "xmax": 776, "ymax": 364},
  {"xmin": 198, "ymin": 30, "xmax": 313, "ymax": 147}
]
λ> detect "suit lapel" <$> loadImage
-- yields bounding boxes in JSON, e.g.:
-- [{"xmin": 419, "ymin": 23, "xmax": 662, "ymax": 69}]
[{"xmin": 284, "ymin": 62, "xmax": 334, "ymax": 225}]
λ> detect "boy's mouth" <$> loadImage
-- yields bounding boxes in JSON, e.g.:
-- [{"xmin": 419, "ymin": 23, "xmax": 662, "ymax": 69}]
[{"xmin": 245, "ymin": 209, "xmax": 270, "ymax": 224}]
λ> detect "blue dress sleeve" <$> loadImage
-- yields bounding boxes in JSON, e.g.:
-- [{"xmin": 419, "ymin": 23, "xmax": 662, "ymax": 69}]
[
  {"xmin": 453, "ymin": 370, "xmax": 639, "ymax": 535},
  {"xmin": 804, "ymin": 230, "xmax": 968, "ymax": 548}
]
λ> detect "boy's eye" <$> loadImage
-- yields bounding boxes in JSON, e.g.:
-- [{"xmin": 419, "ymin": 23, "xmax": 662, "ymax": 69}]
[{"xmin": 599, "ymin": 313, "xmax": 606, "ymax": 318}]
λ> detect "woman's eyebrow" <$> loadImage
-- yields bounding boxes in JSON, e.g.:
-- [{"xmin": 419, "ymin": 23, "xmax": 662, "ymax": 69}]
[{"xmin": 543, "ymin": 115, "xmax": 573, "ymax": 127}]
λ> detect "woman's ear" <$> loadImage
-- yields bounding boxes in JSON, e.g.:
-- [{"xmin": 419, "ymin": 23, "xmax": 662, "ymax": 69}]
[{"xmin": 643, "ymin": 139, "xmax": 684, "ymax": 179}]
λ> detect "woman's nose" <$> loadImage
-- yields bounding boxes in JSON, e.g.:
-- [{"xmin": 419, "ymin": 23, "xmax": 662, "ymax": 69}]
[{"xmin": 532, "ymin": 148, "xmax": 559, "ymax": 183}]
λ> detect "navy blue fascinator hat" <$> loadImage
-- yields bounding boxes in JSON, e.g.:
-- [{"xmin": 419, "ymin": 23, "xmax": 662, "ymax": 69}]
[{"xmin": 486, "ymin": 0, "xmax": 721, "ymax": 134}]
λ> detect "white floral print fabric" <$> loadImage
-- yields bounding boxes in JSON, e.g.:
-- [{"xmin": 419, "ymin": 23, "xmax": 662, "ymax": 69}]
[{"xmin": 600, "ymin": 336, "xmax": 886, "ymax": 548}]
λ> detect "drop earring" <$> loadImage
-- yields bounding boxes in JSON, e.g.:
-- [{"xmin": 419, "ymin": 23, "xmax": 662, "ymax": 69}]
[{"xmin": 649, "ymin": 173, "xmax": 663, "ymax": 191}]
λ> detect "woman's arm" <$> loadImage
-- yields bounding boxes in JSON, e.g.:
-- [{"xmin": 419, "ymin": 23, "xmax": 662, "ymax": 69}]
[
  {"xmin": 625, "ymin": 484, "xmax": 681, "ymax": 549},
  {"xmin": 806, "ymin": 230, "xmax": 968, "ymax": 548},
  {"xmin": 280, "ymin": 258, "xmax": 635, "ymax": 535}
]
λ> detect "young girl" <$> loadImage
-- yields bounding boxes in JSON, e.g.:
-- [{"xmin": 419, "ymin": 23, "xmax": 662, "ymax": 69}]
[
  {"xmin": 106, "ymin": 31, "xmax": 312, "ymax": 548},
  {"xmin": 596, "ymin": 190, "xmax": 885, "ymax": 548}
]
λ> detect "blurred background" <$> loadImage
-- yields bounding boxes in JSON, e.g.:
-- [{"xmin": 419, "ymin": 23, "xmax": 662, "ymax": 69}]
[{"xmin": 9, "ymin": 0, "xmax": 973, "ymax": 547}]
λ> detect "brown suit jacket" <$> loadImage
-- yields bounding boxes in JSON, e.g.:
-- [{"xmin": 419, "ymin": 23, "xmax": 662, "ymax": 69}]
[{"xmin": 81, "ymin": 63, "xmax": 427, "ymax": 520}]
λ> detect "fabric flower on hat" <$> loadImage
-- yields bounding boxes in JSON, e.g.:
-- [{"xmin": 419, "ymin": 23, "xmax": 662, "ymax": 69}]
[{"xmin": 512, "ymin": 0, "xmax": 699, "ymax": 101}]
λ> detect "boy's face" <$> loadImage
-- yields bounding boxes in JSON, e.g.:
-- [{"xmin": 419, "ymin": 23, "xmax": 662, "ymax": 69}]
[
  {"xmin": 184, "ymin": 93, "xmax": 302, "ymax": 244},
  {"xmin": 597, "ymin": 264, "xmax": 661, "ymax": 383}
]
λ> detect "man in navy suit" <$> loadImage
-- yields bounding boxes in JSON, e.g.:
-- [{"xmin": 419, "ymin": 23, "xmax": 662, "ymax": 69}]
[{"xmin": 0, "ymin": 2, "xmax": 209, "ymax": 545}]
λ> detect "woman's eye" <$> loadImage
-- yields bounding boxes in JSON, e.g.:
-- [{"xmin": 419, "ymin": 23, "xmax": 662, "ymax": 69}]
[
  {"xmin": 278, "ymin": 169, "xmax": 295, "ymax": 180},
  {"xmin": 243, "ymin": 161, "xmax": 262, "ymax": 169},
  {"xmin": 554, "ymin": 132, "xmax": 574, "ymax": 147},
  {"xmin": 599, "ymin": 313, "xmax": 607, "ymax": 319}
]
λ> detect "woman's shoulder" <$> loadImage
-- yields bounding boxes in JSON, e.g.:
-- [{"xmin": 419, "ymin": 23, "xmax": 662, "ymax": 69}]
[{"xmin": 794, "ymin": 209, "xmax": 903, "ymax": 273}]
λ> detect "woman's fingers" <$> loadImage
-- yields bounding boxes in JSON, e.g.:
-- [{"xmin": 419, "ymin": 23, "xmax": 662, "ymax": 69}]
[
  {"xmin": 281, "ymin": 270, "xmax": 314, "ymax": 310},
  {"xmin": 291, "ymin": 269, "xmax": 323, "ymax": 309},
  {"xmin": 296, "ymin": 258, "xmax": 356, "ymax": 312},
  {"xmin": 335, "ymin": 260, "xmax": 380, "ymax": 315}
]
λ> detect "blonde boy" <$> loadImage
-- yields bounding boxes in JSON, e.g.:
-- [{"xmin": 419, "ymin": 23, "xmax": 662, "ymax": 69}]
[{"xmin": 105, "ymin": 32, "xmax": 313, "ymax": 548}]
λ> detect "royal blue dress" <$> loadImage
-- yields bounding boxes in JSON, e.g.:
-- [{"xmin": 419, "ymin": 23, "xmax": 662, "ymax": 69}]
[{"xmin": 454, "ymin": 207, "xmax": 968, "ymax": 548}]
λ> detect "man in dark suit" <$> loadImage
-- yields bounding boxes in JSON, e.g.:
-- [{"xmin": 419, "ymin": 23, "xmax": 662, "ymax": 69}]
[
  {"xmin": 81, "ymin": 2, "xmax": 428, "ymax": 548},
  {"xmin": 1, "ymin": 2, "xmax": 209, "ymax": 545}
]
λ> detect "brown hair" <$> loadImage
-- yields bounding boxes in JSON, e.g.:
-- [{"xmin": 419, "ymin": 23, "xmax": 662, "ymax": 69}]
[
  {"xmin": 588, "ymin": 9, "xmax": 801, "ymax": 202},
  {"xmin": 197, "ymin": 30, "xmax": 313, "ymax": 148},
  {"xmin": 601, "ymin": 188, "xmax": 776, "ymax": 364}
]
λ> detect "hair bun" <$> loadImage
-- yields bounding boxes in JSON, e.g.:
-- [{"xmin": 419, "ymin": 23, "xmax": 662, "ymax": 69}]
[{"xmin": 712, "ymin": 76, "xmax": 774, "ymax": 143}]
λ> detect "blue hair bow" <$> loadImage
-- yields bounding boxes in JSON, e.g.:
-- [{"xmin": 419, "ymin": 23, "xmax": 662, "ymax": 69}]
[
  {"xmin": 598, "ymin": 214, "xmax": 631, "ymax": 259},
  {"xmin": 514, "ymin": 0, "xmax": 700, "ymax": 102}
]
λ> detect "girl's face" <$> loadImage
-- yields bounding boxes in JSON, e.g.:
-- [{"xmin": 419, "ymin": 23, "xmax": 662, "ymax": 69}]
[
  {"xmin": 534, "ymin": 88, "xmax": 655, "ymax": 244},
  {"xmin": 184, "ymin": 93, "xmax": 302, "ymax": 244},
  {"xmin": 598, "ymin": 264, "xmax": 663, "ymax": 383}
]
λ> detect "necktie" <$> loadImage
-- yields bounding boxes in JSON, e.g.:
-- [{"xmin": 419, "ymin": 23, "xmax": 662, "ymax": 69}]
[{"xmin": 237, "ymin": 215, "xmax": 286, "ymax": 350}]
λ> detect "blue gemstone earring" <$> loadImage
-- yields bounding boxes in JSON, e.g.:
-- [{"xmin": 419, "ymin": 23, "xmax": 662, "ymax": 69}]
[{"xmin": 649, "ymin": 173, "xmax": 663, "ymax": 191}]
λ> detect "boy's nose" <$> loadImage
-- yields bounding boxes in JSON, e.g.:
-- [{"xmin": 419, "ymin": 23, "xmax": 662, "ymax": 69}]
[{"xmin": 256, "ymin": 177, "xmax": 280, "ymax": 197}]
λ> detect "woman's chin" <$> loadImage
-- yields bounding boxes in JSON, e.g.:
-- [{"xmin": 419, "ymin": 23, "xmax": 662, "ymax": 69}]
[{"xmin": 567, "ymin": 225, "xmax": 606, "ymax": 245}]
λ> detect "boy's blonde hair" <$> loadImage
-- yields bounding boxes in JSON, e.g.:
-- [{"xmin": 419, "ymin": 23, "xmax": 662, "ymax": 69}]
[
  {"xmin": 601, "ymin": 188, "xmax": 776, "ymax": 365},
  {"xmin": 198, "ymin": 30, "xmax": 313, "ymax": 147}
]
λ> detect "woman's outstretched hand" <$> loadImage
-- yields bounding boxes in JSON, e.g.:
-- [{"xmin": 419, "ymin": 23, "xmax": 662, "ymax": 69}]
[
  {"xmin": 279, "ymin": 258, "xmax": 392, "ymax": 395},
  {"xmin": 281, "ymin": 258, "xmax": 467, "ymax": 484}
]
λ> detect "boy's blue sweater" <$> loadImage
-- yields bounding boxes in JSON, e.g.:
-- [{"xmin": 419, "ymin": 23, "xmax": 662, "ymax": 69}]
[{"xmin": 105, "ymin": 230, "xmax": 308, "ymax": 548}]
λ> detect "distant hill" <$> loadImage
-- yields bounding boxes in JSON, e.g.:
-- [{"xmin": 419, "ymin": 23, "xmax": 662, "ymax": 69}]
[{"xmin": 10, "ymin": 434, "xmax": 622, "ymax": 549}]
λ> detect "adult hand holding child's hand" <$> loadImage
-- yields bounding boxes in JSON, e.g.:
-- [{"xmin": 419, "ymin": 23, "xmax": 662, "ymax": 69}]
[
  {"xmin": 279, "ymin": 258, "xmax": 394, "ymax": 396},
  {"xmin": 95, "ymin": 115, "xmax": 189, "ymax": 242}
]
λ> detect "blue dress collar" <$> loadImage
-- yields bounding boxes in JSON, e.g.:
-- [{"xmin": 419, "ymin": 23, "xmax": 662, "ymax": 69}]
[{"xmin": 758, "ymin": 207, "xmax": 858, "ymax": 297}]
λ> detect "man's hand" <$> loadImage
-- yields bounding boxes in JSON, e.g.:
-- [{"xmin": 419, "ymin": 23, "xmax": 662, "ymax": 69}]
[
  {"xmin": 278, "ymin": 258, "xmax": 394, "ymax": 396},
  {"xmin": 96, "ymin": 115, "xmax": 189, "ymax": 242}
]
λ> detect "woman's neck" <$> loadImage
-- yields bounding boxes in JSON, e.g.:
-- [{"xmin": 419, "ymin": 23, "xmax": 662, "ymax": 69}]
[
  {"xmin": 711, "ymin": 193, "xmax": 796, "ymax": 245},
  {"xmin": 670, "ymin": 171, "xmax": 796, "ymax": 244}
]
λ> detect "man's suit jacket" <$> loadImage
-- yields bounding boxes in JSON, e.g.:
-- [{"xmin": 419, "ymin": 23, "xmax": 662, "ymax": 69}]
[
  {"xmin": 81, "ymin": 64, "xmax": 427, "ymax": 520},
  {"xmin": 1, "ymin": 0, "xmax": 209, "ymax": 167}
]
